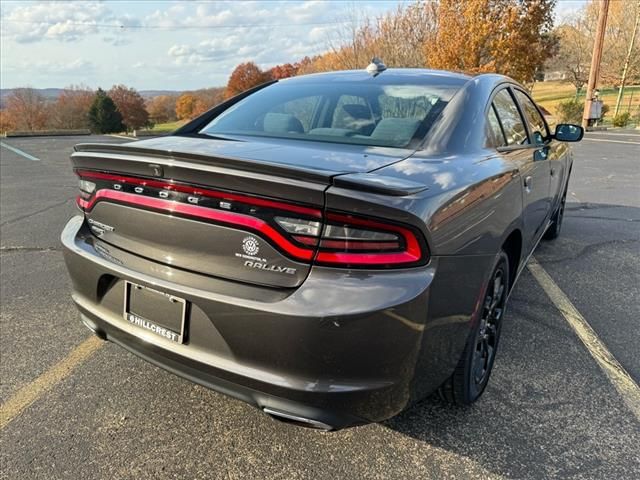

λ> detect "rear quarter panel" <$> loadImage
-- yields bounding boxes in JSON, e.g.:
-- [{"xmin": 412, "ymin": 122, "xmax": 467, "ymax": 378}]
[
  {"xmin": 325, "ymin": 150, "xmax": 524, "ymax": 399},
  {"xmin": 358, "ymin": 151, "xmax": 524, "ymax": 257}
]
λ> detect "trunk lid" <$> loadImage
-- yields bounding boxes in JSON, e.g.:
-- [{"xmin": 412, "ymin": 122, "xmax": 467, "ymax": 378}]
[{"xmin": 72, "ymin": 136, "xmax": 412, "ymax": 288}]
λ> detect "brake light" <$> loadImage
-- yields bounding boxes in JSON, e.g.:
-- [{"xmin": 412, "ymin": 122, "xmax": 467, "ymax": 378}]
[
  {"xmin": 314, "ymin": 213, "xmax": 426, "ymax": 267},
  {"xmin": 75, "ymin": 170, "xmax": 428, "ymax": 269},
  {"xmin": 274, "ymin": 212, "xmax": 426, "ymax": 267}
]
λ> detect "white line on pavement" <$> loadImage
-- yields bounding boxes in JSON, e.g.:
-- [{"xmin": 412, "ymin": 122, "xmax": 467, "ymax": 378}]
[
  {"xmin": 528, "ymin": 257, "xmax": 640, "ymax": 421},
  {"xmin": 0, "ymin": 142, "xmax": 40, "ymax": 161},
  {"xmin": 582, "ymin": 138, "xmax": 640, "ymax": 145}
]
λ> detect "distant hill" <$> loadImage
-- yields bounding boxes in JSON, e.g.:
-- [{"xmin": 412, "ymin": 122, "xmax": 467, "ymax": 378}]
[
  {"xmin": 0, "ymin": 88, "xmax": 184, "ymax": 108},
  {"xmin": 138, "ymin": 90, "xmax": 183, "ymax": 99},
  {"xmin": 0, "ymin": 88, "xmax": 65, "ymax": 101}
]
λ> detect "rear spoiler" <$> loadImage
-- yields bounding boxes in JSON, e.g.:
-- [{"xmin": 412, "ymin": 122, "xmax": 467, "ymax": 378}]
[
  {"xmin": 332, "ymin": 173, "xmax": 428, "ymax": 196},
  {"xmin": 73, "ymin": 144, "xmax": 427, "ymax": 197},
  {"xmin": 72, "ymin": 142, "xmax": 335, "ymax": 184}
]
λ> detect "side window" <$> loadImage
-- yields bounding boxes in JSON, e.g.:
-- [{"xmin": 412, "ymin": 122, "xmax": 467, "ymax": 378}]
[
  {"xmin": 515, "ymin": 90, "xmax": 549, "ymax": 145},
  {"xmin": 492, "ymin": 89, "xmax": 529, "ymax": 146},
  {"xmin": 487, "ymin": 104, "xmax": 507, "ymax": 147}
]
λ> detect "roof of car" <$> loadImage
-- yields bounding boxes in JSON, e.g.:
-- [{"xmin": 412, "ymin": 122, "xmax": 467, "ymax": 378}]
[{"xmin": 282, "ymin": 68, "xmax": 472, "ymax": 85}]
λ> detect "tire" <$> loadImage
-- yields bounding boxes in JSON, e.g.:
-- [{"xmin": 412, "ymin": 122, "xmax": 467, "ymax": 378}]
[
  {"xmin": 543, "ymin": 183, "xmax": 568, "ymax": 240},
  {"xmin": 439, "ymin": 251, "xmax": 510, "ymax": 405}
]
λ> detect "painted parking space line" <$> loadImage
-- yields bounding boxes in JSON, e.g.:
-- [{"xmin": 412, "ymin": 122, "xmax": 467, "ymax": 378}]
[
  {"xmin": 0, "ymin": 142, "xmax": 41, "ymax": 161},
  {"xmin": 582, "ymin": 138, "xmax": 640, "ymax": 145},
  {"xmin": 528, "ymin": 257, "xmax": 640, "ymax": 421},
  {"xmin": 0, "ymin": 336, "xmax": 104, "ymax": 430}
]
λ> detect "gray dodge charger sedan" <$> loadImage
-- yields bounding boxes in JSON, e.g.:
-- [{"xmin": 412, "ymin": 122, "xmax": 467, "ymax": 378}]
[{"xmin": 62, "ymin": 64, "xmax": 583, "ymax": 430}]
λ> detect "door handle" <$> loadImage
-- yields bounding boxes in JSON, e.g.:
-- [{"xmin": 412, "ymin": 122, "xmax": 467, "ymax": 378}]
[
  {"xmin": 524, "ymin": 176, "xmax": 532, "ymax": 192},
  {"xmin": 550, "ymin": 167, "xmax": 556, "ymax": 177}
]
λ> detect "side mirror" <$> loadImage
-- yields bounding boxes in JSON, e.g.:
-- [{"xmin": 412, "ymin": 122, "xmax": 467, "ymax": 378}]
[{"xmin": 554, "ymin": 123, "xmax": 584, "ymax": 142}]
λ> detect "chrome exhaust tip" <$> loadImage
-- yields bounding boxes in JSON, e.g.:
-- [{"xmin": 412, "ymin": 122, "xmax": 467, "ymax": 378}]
[{"xmin": 263, "ymin": 407, "xmax": 334, "ymax": 431}]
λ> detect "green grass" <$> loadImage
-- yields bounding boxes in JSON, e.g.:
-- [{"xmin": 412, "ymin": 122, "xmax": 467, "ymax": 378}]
[
  {"xmin": 148, "ymin": 120, "xmax": 187, "ymax": 132},
  {"xmin": 531, "ymin": 81, "xmax": 640, "ymax": 122}
]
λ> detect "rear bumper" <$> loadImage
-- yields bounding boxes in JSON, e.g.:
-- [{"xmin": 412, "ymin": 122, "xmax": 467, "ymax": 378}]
[{"xmin": 62, "ymin": 216, "xmax": 486, "ymax": 428}]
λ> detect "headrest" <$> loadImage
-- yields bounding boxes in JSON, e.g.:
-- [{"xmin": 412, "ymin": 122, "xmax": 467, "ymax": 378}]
[
  {"xmin": 370, "ymin": 118, "xmax": 421, "ymax": 144},
  {"xmin": 263, "ymin": 113, "xmax": 304, "ymax": 133}
]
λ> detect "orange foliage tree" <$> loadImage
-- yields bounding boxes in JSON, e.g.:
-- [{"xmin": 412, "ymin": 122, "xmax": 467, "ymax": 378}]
[
  {"xmin": 427, "ymin": 0, "xmax": 557, "ymax": 84},
  {"xmin": 108, "ymin": 85, "xmax": 150, "ymax": 131},
  {"xmin": 50, "ymin": 85, "xmax": 94, "ymax": 129},
  {"xmin": 267, "ymin": 63, "xmax": 298, "ymax": 80},
  {"xmin": 4, "ymin": 88, "xmax": 49, "ymax": 131},
  {"xmin": 175, "ymin": 93, "xmax": 202, "ymax": 120},
  {"xmin": 0, "ymin": 110, "xmax": 17, "ymax": 133},
  {"xmin": 147, "ymin": 95, "xmax": 177, "ymax": 124},
  {"xmin": 224, "ymin": 62, "xmax": 269, "ymax": 99}
]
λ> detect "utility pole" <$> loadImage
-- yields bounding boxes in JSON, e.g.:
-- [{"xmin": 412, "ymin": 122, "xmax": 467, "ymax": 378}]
[
  {"xmin": 582, "ymin": 0, "xmax": 610, "ymax": 130},
  {"xmin": 613, "ymin": 0, "xmax": 640, "ymax": 117}
]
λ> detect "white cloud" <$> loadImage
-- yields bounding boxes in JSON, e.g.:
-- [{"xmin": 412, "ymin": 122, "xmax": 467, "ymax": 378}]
[
  {"xmin": 1, "ymin": 1, "xmax": 140, "ymax": 43},
  {"xmin": 0, "ymin": 0, "xmax": 401, "ymax": 90},
  {"xmin": 161, "ymin": 1, "xmax": 344, "ymax": 71},
  {"xmin": 4, "ymin": 58, "xmax": 94, "ymax": 75}
]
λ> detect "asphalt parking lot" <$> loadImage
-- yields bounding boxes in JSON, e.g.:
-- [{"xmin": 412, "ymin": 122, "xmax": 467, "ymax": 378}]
[{"xmin": 1, "ymin": 132, "xmax": 639, "ymax": 479}]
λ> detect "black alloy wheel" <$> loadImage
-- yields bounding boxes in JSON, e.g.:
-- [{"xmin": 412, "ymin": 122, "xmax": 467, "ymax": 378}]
[{"xmin": 439, "ymin": 251, "xmax": 510, "ymax": 405}]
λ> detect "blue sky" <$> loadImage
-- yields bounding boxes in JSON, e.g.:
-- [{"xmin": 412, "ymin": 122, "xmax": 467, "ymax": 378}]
[{"xmin": 0, "ymin": 0, "xmax": 587, "ymax": 91}]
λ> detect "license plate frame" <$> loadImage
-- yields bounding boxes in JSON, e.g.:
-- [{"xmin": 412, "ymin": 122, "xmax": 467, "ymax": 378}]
[{"xmin": 123, "ymin": 281, "xmax": 187, "ymax": 344}]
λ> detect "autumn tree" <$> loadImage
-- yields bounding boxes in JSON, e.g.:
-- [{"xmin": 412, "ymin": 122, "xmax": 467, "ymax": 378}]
[
  {"xmin": 191, "ymin": 87, "xmax": 226, "ymax": 115},
  {"xmin": 371, "ymin": 1, "xmax": 438, "ymax": 67},
  {"xmin": 546, "ymin": 21, "xmax": 591, "ymax": 96},
  {"xmin": 147, "ymin": 95, "xmax": 177, "ymax": 124},
  {"xmin": 268, "ymin": 63, "xmax": 299, "ymax": 80},
  {"xmin": 296, "ymin": 53, "xmax": 342, "ymax": 75},
  {"xmin": 88, "ymin": 88, "xmax": 124, "ymax": 134},
  {"xmin": 109, "ymin": 85, "xmax": 150, "ymax": 131},
  {"xmin": 175, "ymin": 93, "xmax": 202, "ymax": 120},
  {"xmin": 326, "ymin": 2, "xmax": 438, "ymax": 70},
  {"xmin": 50, "ymin": 85, "xmax": 94, "ymax": 129},
  {"xmin": 427, "ymin": 0, "xmax": 557, "ymax": 84},
  {"xmin": 4, "ymin": 88, "xmax": 48, "ymax": 131},
  {"xmin": 225, "ymin": 62, "xmax": 269, "ymax": 99},
  {"xmin": 583, "ymin": 0, "xmax": 640, "ymax": 85},
  {"xmin": 0, "ymin": 110, "xmax": 16, "ymax": 133}
]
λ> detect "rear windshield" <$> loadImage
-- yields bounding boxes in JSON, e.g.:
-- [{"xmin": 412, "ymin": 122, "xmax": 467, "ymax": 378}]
[{"xmin": 200, "ymin": 80, "xmax": 462, "ymax": 148}]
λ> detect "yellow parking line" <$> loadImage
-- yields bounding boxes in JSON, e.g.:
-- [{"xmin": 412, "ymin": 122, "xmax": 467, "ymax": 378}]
[
  {"xmin": 0, "ymin": 336, "xmax": 104, "ymax": 430},
  {"xmin": 528, "ymin": 258, "xmax": 640, "ymax": 421}
]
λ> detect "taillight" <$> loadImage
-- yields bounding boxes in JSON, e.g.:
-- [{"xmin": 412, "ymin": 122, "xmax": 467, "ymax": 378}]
[
  {"xmin": 316, "ymin": 213, "xmax": 426, "ymax": 267},
  {"xmin": 75, "ymin": 170, "xmax": 429, "ymax": 269},
  {"xmin": 78, "ymin": 179, "xmax": 96, "ymax": 199},
  {"xmin": 278, "ymin": 212, "xmax": 427, "ymax": 267}
]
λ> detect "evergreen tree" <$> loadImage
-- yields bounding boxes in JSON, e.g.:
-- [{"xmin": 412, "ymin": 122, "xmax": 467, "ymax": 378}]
[{"xmin": 88, "ymin": 88, "xmax": 124, "ymax": 134}]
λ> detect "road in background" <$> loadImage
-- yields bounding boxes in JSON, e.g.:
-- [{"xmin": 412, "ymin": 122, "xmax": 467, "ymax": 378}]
[{"xmin": 1, "ymin": 133, "xmax": 638, "ymax": 479}]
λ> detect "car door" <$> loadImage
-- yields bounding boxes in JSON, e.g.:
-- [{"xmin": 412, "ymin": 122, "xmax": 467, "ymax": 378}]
[
  {"xmin": 513, "ymin": 88, "xmax": 567, "ymax": 214},
  {"xmin": 491, "ymin": 87, "xmax": 551, "ymax": 254}
]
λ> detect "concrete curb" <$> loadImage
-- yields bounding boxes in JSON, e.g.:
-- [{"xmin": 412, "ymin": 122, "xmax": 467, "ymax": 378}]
[{"xmin": 3, "ymin": 129, "xmax": 91, "ymax": 138}]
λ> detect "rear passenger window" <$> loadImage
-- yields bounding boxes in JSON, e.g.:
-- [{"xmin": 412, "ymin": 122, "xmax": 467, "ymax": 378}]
[
  {"xmin": 514, "ymin": 90, "xmax": 549, "ymax": 145},
  {"xmin": 487, "ymin": 105, "xmax": 506, "ymax": 147},
  {"xmin": 492, "ymin": 89, "xmax": 528, "ymax": 146}
]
